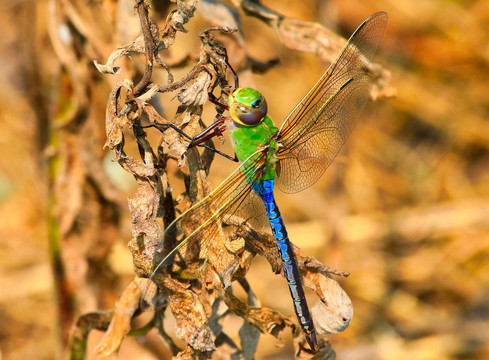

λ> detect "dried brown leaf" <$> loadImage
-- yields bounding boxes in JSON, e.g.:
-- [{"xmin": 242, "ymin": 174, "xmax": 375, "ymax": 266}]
[
  {"xmin": 177, "ymin": 71, "xmax": 213, "ymax": 106},
  {"xmin": 162, "ymin": 277, "xmax": 217, "ymax": 353},
  {"xmin": 128, "ymin": 181, "xmax": 162, "ymax": 277}
]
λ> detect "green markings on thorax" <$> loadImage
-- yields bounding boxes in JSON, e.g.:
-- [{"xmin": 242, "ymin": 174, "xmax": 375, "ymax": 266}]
[{"xmin": 231, "ymin": 115, "xmax": 279, "ymax": 182}]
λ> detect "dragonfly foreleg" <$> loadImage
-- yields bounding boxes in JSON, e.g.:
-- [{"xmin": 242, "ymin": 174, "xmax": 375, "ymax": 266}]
[
  {"xmin": 197, "ymin": 144, "xmax": 238, "ymax": 162},
  {"xmin": 208, "ymin": 92, "xmax": 229, "ymax": 110},
  {"xmin": 136, "ymin": 122, "xmax": 193, "ymax": 141},
  {"xmin": 135, "ymin": 121, "xmax": 238, "ymax": 161}
]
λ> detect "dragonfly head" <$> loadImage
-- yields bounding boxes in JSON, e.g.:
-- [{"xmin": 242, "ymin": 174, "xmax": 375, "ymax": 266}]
[{"xmin": 229, "ymin": 87, "xmax": 268, "ymax": 126}]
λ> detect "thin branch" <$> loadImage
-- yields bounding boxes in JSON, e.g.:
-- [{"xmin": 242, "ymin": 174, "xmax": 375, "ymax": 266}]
[{"xmin": 133, "ymin": 0, "xmax": 156, "ymax": 95}]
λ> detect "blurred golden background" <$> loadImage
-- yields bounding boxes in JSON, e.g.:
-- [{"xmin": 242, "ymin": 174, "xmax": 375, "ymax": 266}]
[{"xmin": 0, "ymin": 0, "xmax": 488, "ymax": 359}]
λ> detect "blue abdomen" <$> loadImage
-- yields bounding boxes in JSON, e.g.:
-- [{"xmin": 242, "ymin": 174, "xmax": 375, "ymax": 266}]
[{"xmin": 254, "ymin": 179, "xmax": 317, "ymax": 348}]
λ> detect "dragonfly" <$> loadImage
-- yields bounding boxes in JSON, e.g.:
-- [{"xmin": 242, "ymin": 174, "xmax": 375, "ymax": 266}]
[{"xmin": 152, "ymin": 12, "xmax": 387, "ymax": 352}]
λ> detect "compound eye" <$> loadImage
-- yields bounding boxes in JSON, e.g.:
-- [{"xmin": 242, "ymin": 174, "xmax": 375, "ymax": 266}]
[
  {"xmin": 235, "ymin": 97, "xmax": 268, "ymax": 126},
  {"xmin": 237, "ymin": 108, "xmax": 262, "ymax": 125},
  {"xmin": 257, "ymin": 96, "xmax": 268, "ymax": 118}
]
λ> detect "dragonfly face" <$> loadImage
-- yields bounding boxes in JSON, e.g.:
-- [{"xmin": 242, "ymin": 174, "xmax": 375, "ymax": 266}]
[{"xmin": 229, "ymin": 87, "xmax": 268, "ymax": 126}]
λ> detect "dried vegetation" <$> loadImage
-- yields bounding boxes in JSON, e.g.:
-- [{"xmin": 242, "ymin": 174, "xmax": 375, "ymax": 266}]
[{"xmin": 0, "ymin": 0, "xmax": 488, "ymax": 360}]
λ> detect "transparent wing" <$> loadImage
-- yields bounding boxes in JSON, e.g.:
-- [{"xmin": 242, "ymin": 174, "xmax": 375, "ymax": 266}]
[
  {"xmin": 151, "ymin": 151, "xmax": 269, "ymax": 279},
  {"xmin": 276, "ymin": 12, "xmax": 387, "ymax": 193}
]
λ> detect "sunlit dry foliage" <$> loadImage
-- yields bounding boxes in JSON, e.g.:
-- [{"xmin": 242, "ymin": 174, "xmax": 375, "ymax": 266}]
[{"xmin": 1, "ymin": 0, "xmax": 488, "ymax": 360}]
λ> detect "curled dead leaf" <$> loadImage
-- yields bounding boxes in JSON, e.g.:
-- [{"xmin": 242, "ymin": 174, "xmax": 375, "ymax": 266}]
[
  {"xmin": 304, "ymin": 272, "xmax": 353, "ymax": 334},
  {"xmin": 94, "ymin": 34, "xmax": 146, "ymax": 74}
]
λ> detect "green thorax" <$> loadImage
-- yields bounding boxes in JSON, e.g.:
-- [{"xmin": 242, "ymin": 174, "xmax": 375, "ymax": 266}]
[{"xmin": 231, "ymin": 115, "xmax": 279, "ymax": 181}]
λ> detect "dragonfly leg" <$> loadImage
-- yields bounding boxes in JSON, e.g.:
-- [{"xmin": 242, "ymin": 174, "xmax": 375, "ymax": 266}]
[
  {"xmin": 189, "ymin": 118, "xmax": 238, "ymax": 162},
  {"xmin": 188, "ymin": 117, "xmax": 229, "ymax": 147},
  {"xmin": 224, "ymin": 54, "xmax": 239, "ymax": 89},
  {"xmin": 208, "ymin": 92, "xmax": 228, "ymax": 110},
  {"xmin": 198, "ymin": 143, "xmax": 238, "ymax": 162},
  {"xmin": 207, "ymin": 70, "xmax": 230, "ymax": 110},
  {"xmin": 137, "ymin": 120, "xmax": 238, "ymax": 162},
  {"xmin": 137, "ymin": 122, "xmax": 194, "ymax": 141}
]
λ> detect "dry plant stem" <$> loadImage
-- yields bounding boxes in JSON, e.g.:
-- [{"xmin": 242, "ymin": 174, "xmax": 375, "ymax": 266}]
[
  {"xmin": 95, "ymin": 278, "xmax": 146, "ymax": 358},
  {"xmin": 156, "ymin": 64, "xmax": 203, "ymax": 93},
  {"xmin": 70, "ymin": 311, "xmax": 114, "ymax": 360},
  {"xmin": 47, "ymin": 0, "xmax": 89, "ymax": 129},
  {"xmin": 133, "ymin": 0, "xmax": 156, "ymax": 96}
]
